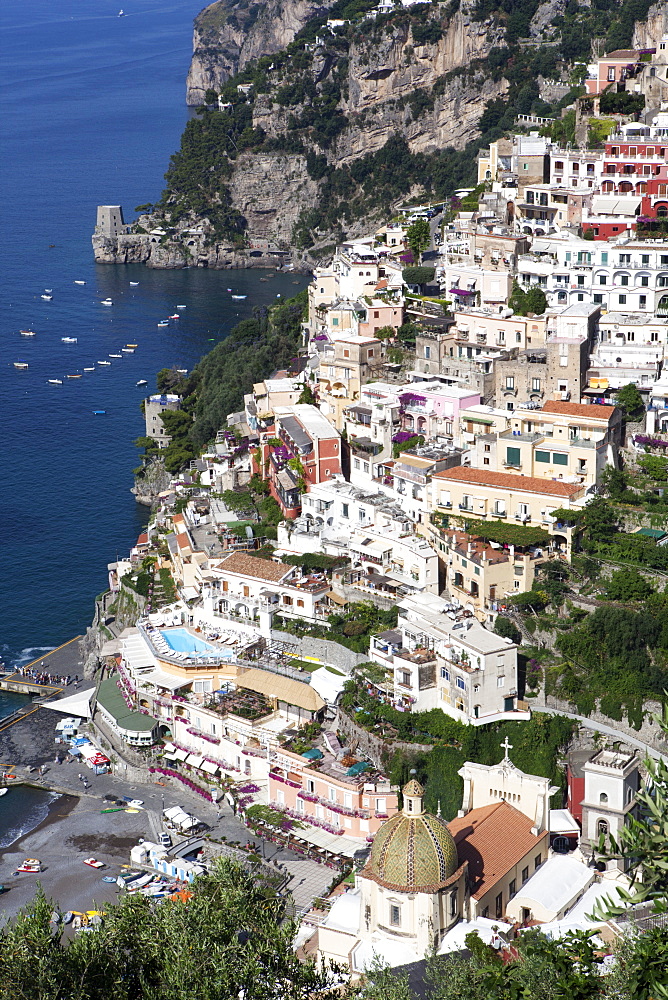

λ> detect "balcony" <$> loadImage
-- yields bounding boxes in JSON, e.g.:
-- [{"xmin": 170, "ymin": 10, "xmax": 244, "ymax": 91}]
[
  {"xmin": 515, "ymin": 512, "xmax": 531, "ymax": 522},
  {"xmin": 500, "ymin": 430, "xmax": 544, "ymax": 444}
]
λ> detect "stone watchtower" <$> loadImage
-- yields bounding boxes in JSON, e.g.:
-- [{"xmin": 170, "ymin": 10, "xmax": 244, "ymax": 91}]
[
  {"xmin": 95, "ymin": 205, "xmax": 128, "ymax": 237},
  {"xmin": 580, "ymin": 748, "xmax": 640, "ymax": 869}
]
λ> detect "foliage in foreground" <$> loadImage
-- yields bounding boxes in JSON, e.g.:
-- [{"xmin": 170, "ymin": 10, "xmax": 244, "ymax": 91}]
[{"xmin": 0, "ymin": 859, "xmax": 337, "ymax": 1000}]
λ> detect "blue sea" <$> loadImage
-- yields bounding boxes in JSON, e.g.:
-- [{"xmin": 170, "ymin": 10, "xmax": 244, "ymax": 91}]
[{"xmin": 0, "ymin": 1, "xmax": 308, "ymax": 670}]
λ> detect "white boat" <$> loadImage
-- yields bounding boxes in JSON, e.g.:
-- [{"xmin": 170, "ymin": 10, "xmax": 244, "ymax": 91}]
[
  {"xmin": 41, "ymin": 294, "xmax": 52, "ymax": 301},
  {"xmin": 129, "ymin": 281, "xmax": 139, "ymax": 286},
  {"xmin": 14, "ymin": 362, "xmax": 28, "ymax": 369},
  {"xmin": 176, "ymin": 304, "xmax": 186, "ymax": 309},
  {"xmin": 118, "ymin": 9, "xmax": 125, "ymax": 16},
  {"xmin": 44, "ymin": 289, "xmax": 52, "ymax": 293},
  {"xmin": 67, "ymin": 374, "xmax": 82, "ymax": 379},
  {"xmin": 168, "ymin": 314, "xmax": 179, "ymax": 320},
  {"xmin": 61, "ymin": 337, "xmax": 78, "ymax": 343},
  {"xmin": 136, "ymin": 379, "xmax": 148, "ymax": 387},
  {"xmin": 176, "ymin": 368, "xmax": 188, "ymax": 374},
  {"xmin": 74, "ymin": 280, "xmax": 86, "ymax": 285},
  {"xmin": 231, "ymin": 294, "xmax": 246, "ymax": 300},
  {"xmin": 97, "ymin": 360, "xmax": 111, "ymax": 366},
  {"xmin": 100, "ymin": 299, "xmax": 113, "ymax": 306},
  {"xmin": 0, "ymin": 789, "xmax": 7, "ymax": 797},
  {"xmin": 108, "ymin": 353, "xmax": 122, "ymax": 358},
  {"xmin": 126, "ymin": 343, "xmax": 138, "ymax": 348},
  {"xmin": 20, "ymin": 330, "xmax": 35, "ymax": 337},
  {"xmin": 48, "ymin": 379, "xmax": 63, "ymax": 385},
  {"xmin": 157, "ymin": 321, "xmax": 169, "ymax": 327},
  {"xmin": 83, "ymin": 367, "xmax": 95, "ymax": 372},
  {"xmin": 121, "ymin": 348, "xmax": 134, "ymax": 353}
]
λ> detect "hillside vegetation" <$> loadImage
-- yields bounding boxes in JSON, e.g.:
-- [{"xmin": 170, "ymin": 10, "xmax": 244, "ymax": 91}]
[{"xmin": 153, "ymin": 0, "xmax": 657, "ymax": 250}]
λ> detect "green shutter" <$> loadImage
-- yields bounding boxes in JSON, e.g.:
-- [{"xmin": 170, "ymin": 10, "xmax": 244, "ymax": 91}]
[
  {"xmin": 552, "ymin": 452, "xmax": 568, "ymax": 466},
  {"xmin": 535, "ymin": 451, "xmax": 550, "ymax": 463},
  {"xmin": 506, "ymin": 447, "xmax": 521, "ymax": 466}
]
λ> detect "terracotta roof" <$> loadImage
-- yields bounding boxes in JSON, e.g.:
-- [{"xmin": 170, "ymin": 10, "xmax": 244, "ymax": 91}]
[
  {"xmin": 215, "ymin": 551, "xmax": 291, "ymax": 583},
  {"xmin": 541, "ymin": 400, "xmax": 617, "ymax": 421},
  {"xmin": 375, "ymin": 279, "xmax": 388, "ymax": 290},
  {"xmin": 136, "ymin": 533, "xmax": 148, "ymax": 545},
  {"xmin": 432, "ymin": 466, "xmax": 585, "ymax": 498},
  {"xmin": 448, "ymin": 801, "xmax": 548, "ymax": 900},
  {"xmin": 176, "ymin": 534, "xmax": 191, "ymax": 550}
]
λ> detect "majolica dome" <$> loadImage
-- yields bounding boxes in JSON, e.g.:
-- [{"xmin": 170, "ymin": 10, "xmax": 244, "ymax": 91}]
[{"xmin": 367, "ymin": 779, "xmax": 459, "ymax": 892}]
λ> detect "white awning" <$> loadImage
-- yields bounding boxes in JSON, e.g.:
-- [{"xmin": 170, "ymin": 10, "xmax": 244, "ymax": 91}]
[
  {"xmin": 41, "ymin": 688, "xmax": 95, "ymax": 719},
  {"xmin": 171, "ymin": 747, "xmax": 189, "ymax": 762},
  {"xmin": 161, "ymin": 751, "xmax": 177, "ymax": 762},
  {"xmin": 163, "ymin": 806, "xmax": 183, "ymax": 819},
  {"xmin": 186, "ymin": 754, "xmax": 205, "ymax": 769},
  {"xmin": 200, "ymin": 760, "xmax": 219, "ymax": 775},
  {"xmin": 590, "ymin": 195, "xmax": 640, "ymax": 216}
]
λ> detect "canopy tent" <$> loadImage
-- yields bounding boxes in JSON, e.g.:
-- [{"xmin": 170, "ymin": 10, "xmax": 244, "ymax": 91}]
[{"xmin": 41, "ymin": 688, "xmax": 95, "ymax": 719}]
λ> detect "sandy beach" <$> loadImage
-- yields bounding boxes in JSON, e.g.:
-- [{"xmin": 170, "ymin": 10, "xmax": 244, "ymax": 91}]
[{"xmin": 0, "ymin": 789, "xmax": 153, "ymax": 924}]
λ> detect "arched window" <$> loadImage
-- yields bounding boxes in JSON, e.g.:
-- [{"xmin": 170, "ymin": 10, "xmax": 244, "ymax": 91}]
[
  {"xmin": 597, "ymin": 819, "xmax": 608, "ymax": 838},
  {"xmin": 600, "ymin": 792, "xmax": 608, "ymax": 804}
]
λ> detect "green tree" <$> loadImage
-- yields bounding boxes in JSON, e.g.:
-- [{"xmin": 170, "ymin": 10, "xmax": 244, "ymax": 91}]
[
  {"xmin": 494, "ymin": 616, "xmax": 520, "ymax": 643},
  {"xmin": 615, "ymin": 382, "xmax": 645, "ymax": 421},
  {"xmin": 297, "ymin": 383, "xmax": 317, "ymax": 405},
  {"xmin": 0, "ymin": 859, "xmax": 338, "ymax": 999},
  {"xmin": 524, "ymin": 285, "xmax": 547, "ymax": 315},
  {"xmin": 580, "ymin": 497, "xmax": 619, "ymax": 545},
  {"xmin": 605, "ymin": 568, "xmax": 655, "ymax": 602},
  {"xmin": 639, "ymin": 454, "xmax": 668, "ymax": 481},
  {"xmin": 373, "ymin": 325, "xmax": 396, "ymax": 340},
  {"xmin": 402, "ymin": 266, "xmax": 435, "ymax": 285},
  {"xmin": 405, "ymin": 219, "xmax": 431, "ymax": 262}
]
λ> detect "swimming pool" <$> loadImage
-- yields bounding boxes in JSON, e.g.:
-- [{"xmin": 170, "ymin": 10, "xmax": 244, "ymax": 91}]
[{"xmin": 160, "ymin": 628, "xmax": 217, "ymax": 654}]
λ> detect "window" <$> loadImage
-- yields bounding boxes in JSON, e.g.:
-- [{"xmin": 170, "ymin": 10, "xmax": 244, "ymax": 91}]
[
  {"xmin": 424, "ymin": 345, "xmax": 431, "ymax": 359},
  {"xmin": 328, "ymin": 787, "xmax": 336, "ymax": 802},
  {"xmin": 640, "ymin": 275, "xmax": 649, "ymax": 287},
  {"xmin": 342, "ymin": 503, "xmax": 349, "ymax": 518},
  {"xmin": 354, "ymin": 458, "xmax": 360, "ymax": 469},
  {"xmin": 456, "ymin": 677, "xmax": 466, "ymax": 690},
  {"xmin": 642, "ymin": 255, "xmax": 649, "ymax": 265},
  {"xmin": 593, "ymin": 294, "xmax": 603, "ymax": 304},
  {"xmin": 536, "ymin": 450, "xmax": 550, "ymax": 463},
  {"xmin": 516, "ymin": 332, "xmax": 522, "ymax": 343},
  {"xmin": 497, "ymin": 675, "xmax": 505, "ymax": 687},
  {"xmin": 620, "ymin": 275, "xmax": 629, "ymax": 286},
  {"xmin": 495, "ymin": 892, "xmax": 503, "ymax": 919},
  {"xmin": 509, "ymin": 879, "xmax": 516, "ymax": 899},
  {"xmin": 619, "ymin": 294, "xmax": 626, "ymax": 305},
  {"xmin": 522, "ymin": 866, "xmax": 529, "ymax": 884},
  {"xmin": 296, "ymin": 797, "xmax": 304, "ymax": 813},
  {"xmin": 306, "ymin": 779, "xmax": 315, "ymax": 794},
  {"xmin": 600, "ymin": 792, "xmax": 608, "ymax": 804},
  {"xmin": 601, "ymin": 252, "xmax": 608, "ymax": 264},
  {"xmin": 532, "ymin": 378, "xmax": 541, "ymax": 391},
  {"xmin": 505, "ymin": 376, "xmax": 515, "ymax": 389},
  {"xmin": 597, "ymin": 819, "xmax": 609, "ymax": 838},
  {"xmin": 440, "ymin": 666, "xmax": 450, "ymax": 680},
  {"xmin": 534, "ymin": 853, "xmax": 542, "ymax": 870},
  {"xmin": 390, "ymin": 905, "xmax": 401, "ymax": 927},
  {"xmin": 450, "ymin": 891, "xmax": 458, "ymax": 917},
  {"xmin": 401, "ymin": 670, "xmax": 411, "ymax": 687},
  {"xmin": 599, "ymin": 275, "xmax": 607, "ymax": 284},
  {"xmin": 506, "ymin": 446, "xmax": 521, "ymax": 466},
  {"xmin": 553, "ymin": 453, "xmax": 568, "ymax": 466},
  {"xmin": 640, "ymin": 296, "xmax": 647, "ymax": 308}
]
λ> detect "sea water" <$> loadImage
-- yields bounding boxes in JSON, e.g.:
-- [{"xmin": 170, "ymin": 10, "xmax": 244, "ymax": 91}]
[
  {"xmin": 0, "ymin": 786, "xmax": 57, "ymax": 852},
  {"xmin": 0, "ymin": 1, "xmax": 308, "ymax": 666}
]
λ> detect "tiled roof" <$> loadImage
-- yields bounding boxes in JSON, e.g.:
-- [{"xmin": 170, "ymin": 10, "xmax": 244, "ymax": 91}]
[
  {"xmin": 215, "ymin": 551, "xmax": 291, "ymax": 583},
  {"xmin": 366, "ymin": 811, "xmax": 459, "ymax": 892},
  {"xmin": 432, "ymin": 466, "xmax": 584, "ymax": 498},
  {"xmin": 448, "ymin": 801, "xmax": 548, "ymax": 900},
  {"xmin": 541, "ymin": 400, "xmax": 617, "ymax": 421}
]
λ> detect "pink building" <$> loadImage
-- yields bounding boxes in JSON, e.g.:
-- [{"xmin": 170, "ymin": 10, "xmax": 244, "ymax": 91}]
[
  {"xmin": 398, "ymin": 381, "xmax": 480, "ymax": 440},
  {"xmin": 269, "ymin": 740, "xmax": 398, "ymax": 842},
  {"xmin": 584, "ymin": 49, "xmax": 642, "ymax": 96}
]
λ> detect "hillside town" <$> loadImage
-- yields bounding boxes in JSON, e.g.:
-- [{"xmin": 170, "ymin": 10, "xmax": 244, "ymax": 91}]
[{"xmin": 67, "ymin": 65, "xmax": 668, "ymax": 981}]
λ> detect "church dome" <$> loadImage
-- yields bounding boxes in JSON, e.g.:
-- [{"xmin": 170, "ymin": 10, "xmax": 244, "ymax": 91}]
[{"xmin": 367, "ymin": 779, "xmax": 459, "ymax": 892}]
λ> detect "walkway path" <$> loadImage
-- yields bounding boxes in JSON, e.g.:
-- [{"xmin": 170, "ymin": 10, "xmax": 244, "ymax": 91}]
[{"xmin": 539, "ymin": 704, "xmax": 667, "ymax": 762}]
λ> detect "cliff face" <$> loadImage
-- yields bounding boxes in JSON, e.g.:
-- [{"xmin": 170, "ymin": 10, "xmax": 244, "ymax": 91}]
[{"xmin": 186, "ymin": 0, "xmax": 336, "ymax": 105}]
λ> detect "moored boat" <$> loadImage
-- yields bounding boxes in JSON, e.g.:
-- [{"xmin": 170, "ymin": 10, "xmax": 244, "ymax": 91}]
[
  {"xmin": 108, "ymin": 354, "xmax": 122, "ymax": 358},
  {"xmin": 20, "ymin": 330, "xmax": 35, "ymax": 337},
  {"xmin": 157, "ymin": 321, "xmax": 169, "ymax": 327},
  {"xmin": 67, "ymin": 374, "xmax": 82, "ymax": 379},
  {"xmin": 74, "ymin": 280, "xmax": 86, "ymax": 285},
  {"xmin": 41, "ymin": 294, "xmax": 52, "ymax": 301},
  {"xmin": 136, "ymin": 379, "xmax": 148, "ymax": 386},
  {"xmin": 61, "ymin": 337, "xmax": 78, "ymax": 343},
  {"xmin": 100, "ymin": 298, "xmax": 113, "ymax": 306},
  {"xmin": 121, "ymin": 348, "xmax": 134, "ymax": 353},
  {"xmin": 83, "ymin": 367, "xmax": 95, "ymax": 372},
  {"xmin": 47, "ymin": 379, "xmax": 63, "ymax": 384},
  {"xmin": 14, "ymin": 361, "xmax": 29, "ymax": 369},
  {"xmin": 97, "ymin": 360, "xmax": 111, "ymax": 365}
]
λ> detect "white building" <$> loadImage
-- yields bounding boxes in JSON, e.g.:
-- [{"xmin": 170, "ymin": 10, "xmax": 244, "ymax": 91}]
[
  {"xmin": 368, "ymin": 593, "xmax": 525, "ymax": 723},
  {"xmin": 580, "ymin": 748, "xmax": 640, "ymax": 869}
]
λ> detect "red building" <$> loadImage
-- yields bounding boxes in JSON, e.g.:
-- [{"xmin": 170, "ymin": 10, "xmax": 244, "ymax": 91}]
[
  {"xmin": 255, "ymin": 404, "xmax": 342, "ymax": 517},
  {"xmin": 566, "ymin": 751, "xmax": 589, "ymax": 826}
]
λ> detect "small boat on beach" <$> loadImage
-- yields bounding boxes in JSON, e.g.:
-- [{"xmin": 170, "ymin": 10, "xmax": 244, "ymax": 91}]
[
  {"xmin": 100, "ymin": 298, "xmax": 113, "ymax": 306},
  {"xmin": 136, "ymin": 379, "xmax": 148, "ymax": 387},
  {"xmin": 74, "ymin": 280, "xmax": 86, "ymax": 285},
  {"xmin": 100, "ymin": 807, "xmax": 124, "ymax": 813},
  {"xmin": 102, "ymin": 876, "xmax": 117, "ymax": 883},
  {"xmin": 83, "ymin": 858, "xmax": 105, "ymax": 868},
  {"xmin": 20, "ymin": 330, "xmax": 35, "ymax": 337},
  {"xmin": 61, "ymin": 337, "xmax": 77, "ymax": 343},
  {"xmin": 14, "ymin": 361, "xmax": 29, "ymax": 369},
  {"xmin": 16, "ymin": 859, "xmax": 41, "ymax": 873},
  {"xmin": 47, "ymin": 379, "xmax": 63, "ymax": 385}
]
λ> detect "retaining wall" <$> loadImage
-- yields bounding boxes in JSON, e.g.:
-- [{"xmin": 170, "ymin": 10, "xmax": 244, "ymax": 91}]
[{"xmin": 270, "ymin": 631, "xmax": 370, "ymax": 674}]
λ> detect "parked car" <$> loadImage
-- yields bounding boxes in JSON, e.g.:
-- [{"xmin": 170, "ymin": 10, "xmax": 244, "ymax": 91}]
[{"xmin": 159, "ymin": 832, "xmax": 172, "ymax": 848}]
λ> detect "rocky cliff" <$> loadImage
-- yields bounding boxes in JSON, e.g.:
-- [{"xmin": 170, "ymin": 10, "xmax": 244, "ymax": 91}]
[{"xmin": 186, "ymin": 0, "xmax": 336, "ymax": 105}]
